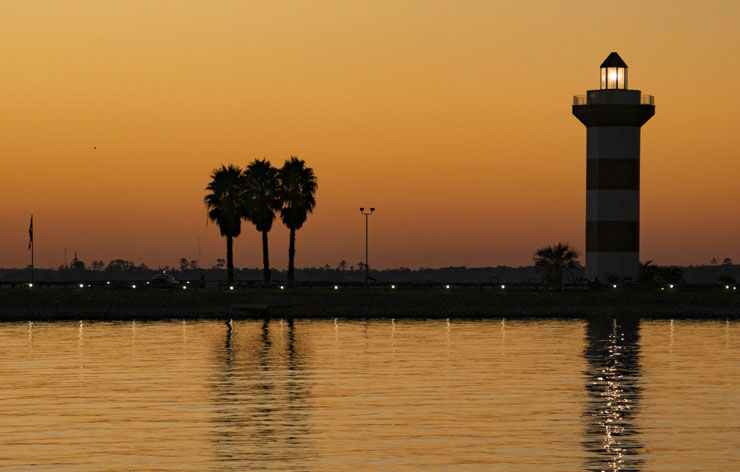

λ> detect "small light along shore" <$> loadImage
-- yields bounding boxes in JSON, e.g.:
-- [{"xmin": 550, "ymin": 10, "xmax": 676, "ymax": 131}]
[{"xmin": 1, "ymin": 284, "xmax": 738, "ymax": 321}]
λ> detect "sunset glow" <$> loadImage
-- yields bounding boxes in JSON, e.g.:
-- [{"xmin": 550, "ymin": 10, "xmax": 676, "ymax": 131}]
[{"xmin": 1, "ymin": 1, "xmax": 738, "ymax": 269}]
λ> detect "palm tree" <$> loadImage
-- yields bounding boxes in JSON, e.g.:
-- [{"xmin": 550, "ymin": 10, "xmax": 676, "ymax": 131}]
[
  {"xmin": 638, "ymin": 260, "xmax": 659, "ymax": 284},
  {"xmin": 243, "ymin": 159, "xmax": 281, "ymax": 284},
  {"xmin": 639, "ymin": 260, "xmax": 683, "ymax": 285},
  {"xmin": 278, "ymin": 157, "xmax": 317, "ymax": 284},
  {"xmin": 204, "ymin": 164, "xmax": 245, "ymax": 283},
  {"xmin": 533, "ymin": 243, "xmax": 581, "ymax": 285}
]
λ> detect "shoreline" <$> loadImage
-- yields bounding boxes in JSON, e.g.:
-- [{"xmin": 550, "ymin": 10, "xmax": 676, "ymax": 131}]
[{"xmin": 1, "ymin": 286, "xmax": 738, "ymax": 321}]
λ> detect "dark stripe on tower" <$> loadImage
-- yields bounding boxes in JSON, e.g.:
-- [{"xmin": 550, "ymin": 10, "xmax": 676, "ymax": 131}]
[
  {"xmin": 586, "ymin": 221, "xmax": 639, "ymax": 252},
  {"xmin": 586, "ymin": 127, "xmax": 640, "ymax": 156},
  {"xmin": 586, "ymin": 159, "xmax": 640, "ymax": 190}
]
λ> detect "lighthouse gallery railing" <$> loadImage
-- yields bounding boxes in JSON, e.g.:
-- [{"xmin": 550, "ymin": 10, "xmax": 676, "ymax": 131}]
[{"xmin": 573, "ymin": 94, "xmax": 654, "ymax": 106}]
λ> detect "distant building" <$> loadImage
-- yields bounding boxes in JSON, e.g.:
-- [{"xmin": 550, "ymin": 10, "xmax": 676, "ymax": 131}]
[{"xmin": 573, "ymin": 52, "xmax": 655, "ymax": 283}]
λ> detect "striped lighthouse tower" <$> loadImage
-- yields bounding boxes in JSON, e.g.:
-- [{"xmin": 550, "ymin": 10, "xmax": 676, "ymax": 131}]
[{"xmin": 573, "ymin": 52, "xmax": 655, "ymax": 283}]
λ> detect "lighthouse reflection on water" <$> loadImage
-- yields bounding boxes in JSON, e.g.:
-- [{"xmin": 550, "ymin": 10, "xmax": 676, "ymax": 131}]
[{"xmin": 583, "ymin": 316, "xmax": 643, "ymax": 471}]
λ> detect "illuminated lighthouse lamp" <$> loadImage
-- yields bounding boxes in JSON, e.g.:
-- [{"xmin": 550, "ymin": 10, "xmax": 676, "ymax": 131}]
[{"xmin": 600, "ymin": 52, "xmax": 627, "ymax": 90}]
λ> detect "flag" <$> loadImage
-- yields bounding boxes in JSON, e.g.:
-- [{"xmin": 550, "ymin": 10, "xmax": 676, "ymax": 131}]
[{"xmin": 28, "ymin": 215, "xmax": 33, "ymax": 249}]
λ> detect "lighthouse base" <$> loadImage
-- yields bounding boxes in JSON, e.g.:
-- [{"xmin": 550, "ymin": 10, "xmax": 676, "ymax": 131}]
[{"xmin": 586, "ymin": 252, "xmax": 639, "ymax": 284}]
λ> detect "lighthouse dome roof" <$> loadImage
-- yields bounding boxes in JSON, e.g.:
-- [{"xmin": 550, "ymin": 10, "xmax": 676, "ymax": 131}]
[{"xmin": 600, "ymin": 52, "xmax": 628, "ymax": 68}]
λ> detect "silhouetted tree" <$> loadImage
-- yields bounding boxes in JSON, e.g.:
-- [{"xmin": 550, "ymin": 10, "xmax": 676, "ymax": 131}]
[
  {"xmin": 106, "ymin": 259, "xmax": 135, "ymax": 271},
  {"xmin": 243, "ymin": 159, "xmax": 281, "ymax": 284},
  {"xmin": 179, "ymin": 258, "xmax": 189, "ymax": 271},
  {"xmin": 638, "ymin": 260, "xmax": 659, "ymax": 284},
  {"xmin": 723, "ymin": 257, "xmax": 733, "ymax": 266},
  {"xmin": 278, "ymin": 157, "xmax": 317, "ymax": 284},
  {"xmin": 204, "ymin": 164, "xmax": 244, "ymax": 283},
  {"xmin": 661, "ymin": 266, "xmax": 683, "ymax": 284},
  {"xmin": 638, "ymin": 260, "xmax": 683, "ymax": 285},
  {"xmin": 71, "ymin": 255, "xmax": 85, "ymax": 271},
  {"xmin": 533, "ymin": 243, "xmax": 581, "ymax": 285}
]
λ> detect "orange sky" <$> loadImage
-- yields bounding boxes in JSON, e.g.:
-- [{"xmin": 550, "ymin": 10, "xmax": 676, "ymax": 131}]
[{"xmin": 1, "ymin": 1, "xmax": 739, "ymax": 270}]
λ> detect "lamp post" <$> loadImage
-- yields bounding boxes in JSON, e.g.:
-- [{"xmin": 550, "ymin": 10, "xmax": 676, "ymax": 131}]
[{"xmin": 360, "ymin": 207, "xmax": 375, "ymax": 283}]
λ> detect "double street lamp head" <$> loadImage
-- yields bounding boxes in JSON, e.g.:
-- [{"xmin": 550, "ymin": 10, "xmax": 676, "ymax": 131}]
[{"xmin": 360, "ymin": 207, "xmax": 375, "ymax": 282}]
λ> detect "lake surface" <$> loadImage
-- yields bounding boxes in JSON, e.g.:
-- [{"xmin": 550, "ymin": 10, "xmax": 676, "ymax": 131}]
[{"xmin": 0, "ymin": 318, "xmax": 737, "ymax": 471}]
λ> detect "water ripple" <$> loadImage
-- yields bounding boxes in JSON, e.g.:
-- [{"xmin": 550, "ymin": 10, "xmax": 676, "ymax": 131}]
[{"xmin": 0, "ymin": 318, "xmax": 737, "ymax": 471}]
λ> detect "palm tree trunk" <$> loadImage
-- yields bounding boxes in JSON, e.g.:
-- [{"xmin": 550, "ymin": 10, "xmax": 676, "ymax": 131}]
[
  {"xmin": 226, "ymin": 235, "xmax": 234, "ymax": 283},
  {"xmin": 287, "ymin": 227, "xmax": 296, "ymax": 284},
  {"xmin": 262, "ymin": 230, "xmax": 271, "ymax": 284}
]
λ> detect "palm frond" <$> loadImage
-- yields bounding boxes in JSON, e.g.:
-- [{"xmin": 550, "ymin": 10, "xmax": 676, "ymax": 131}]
[
  {"xmin": 204, "ymin": 164, "xmax": 244, "ymax": 237},
  {"xmin": 278, "ymin": 156, "xmax": 317, "ymax": 230},
  {"xmin": 533, "ymin": 242, "xmax": 582, "ymax": 284}
]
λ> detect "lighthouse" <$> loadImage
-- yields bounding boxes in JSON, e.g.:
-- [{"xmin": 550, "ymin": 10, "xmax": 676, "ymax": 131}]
[{"xmin": 573, "ymin": 52, "xmax": 655, "ymax": 283}]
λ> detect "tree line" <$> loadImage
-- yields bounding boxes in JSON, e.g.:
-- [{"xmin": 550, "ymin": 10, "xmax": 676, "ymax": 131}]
[
  {"xmin": 205, "ymin": 157, "xmax": 317, "ymax": 283},
  {"xmin": 532, "ymin": 243, "xmax": 691, "ymax": 285},
  {"xmin": 530, "ymin": 242, "xmax": 739, "ymax": 286}
]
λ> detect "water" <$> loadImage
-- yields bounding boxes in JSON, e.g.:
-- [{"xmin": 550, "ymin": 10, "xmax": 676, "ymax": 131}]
[{"xmin": 0, "ymin": 318, "xmax": 737, "ymax": 471}]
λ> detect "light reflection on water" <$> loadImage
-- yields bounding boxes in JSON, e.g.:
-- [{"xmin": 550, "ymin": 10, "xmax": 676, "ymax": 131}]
[
  {"xmin": 0, "ymin": 318, "xmax": 737, "ymax": 471},
  {"xmin": 583, "ymin": 317, "xmax": 642, "ymax": 471}
]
